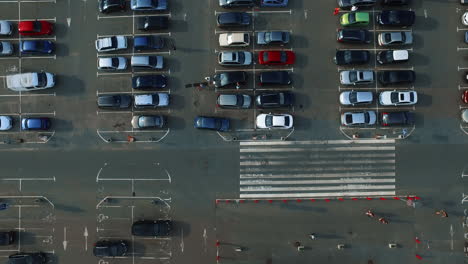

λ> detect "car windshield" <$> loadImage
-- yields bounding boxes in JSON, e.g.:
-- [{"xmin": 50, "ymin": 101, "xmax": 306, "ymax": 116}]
[
  {"xmin": 349, "ymin": 72, "xmax": 357, "ymax": 82},
  {"xmin": 390, "ymin": 92, "xmax": 399, "ymax": 103},
  {"xmin": 344, "ymin": 52, "xmax": 351, "ymax": 62},
  {"xmin": 400, "ymin": 33, "xmax": 406, "ymax": 42},
  {"xmin": 265, "ymin": 115, "xmax": 273, "ymax": 127},
  {"xmin": 237, "ymin": 52, "xmax": 245, "ymax": 63},
  {"xmin": 111, "ymin": 58, "xmax": 119, "ymax": 67},
  {"xmin": 236, "ymin": 95, "xmax": 244, "ymax": 106},
  {"xmin": 364, "ymin": 112, "xmax": 370, "ymax": 123},
  {"xmin": 385, "ymin": 34, "xmax": 391, "ymax": 42},
  {"xmin": 33, "ymin": 21, "xmax": 41, "ymax": 32},
  {"xmin": 263, "ymin": 52, "xmax": 269, "ymax": 62},
  {"xmin": 349, "ymin": 92, "xmax": 358, "ymax": 104},
  {"xmin": 409, "ymin": 93, "xmax": 414, "ymax": 101},
  {"xmin": 283, "ymin": 117, "xmax": 290, "ymax": 127},
  {"xmin": 214, "ymin": 119, "xmax": 222, "ymax": 129},
  {"xmin": 348, "ymin": 13, "xmax": 356, "ymax": 23},
  {"xmin": 385, "ymin": 52, "xmax": 394, "ymax": 62},
  {"xmin": 280, "ymin": 52, "xmax": 286, "ymax": 62},
  {"xmin": 36, "ymin": 73, "xmax": 47, "ymax": 87},
  {"xmin": 264, "ymin": 32, "xmax": 271, "ymax": 43},
  {"xmin": 110, "ymin": 37, "xmax": 117, "ymax": 47}
]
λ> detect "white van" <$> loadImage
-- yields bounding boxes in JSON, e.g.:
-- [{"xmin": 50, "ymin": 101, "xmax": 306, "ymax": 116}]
[{"xmin": 6, "ymin": 72, "xmax": 55, "ymax": 91}]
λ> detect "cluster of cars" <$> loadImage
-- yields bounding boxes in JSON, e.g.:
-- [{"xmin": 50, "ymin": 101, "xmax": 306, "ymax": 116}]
[
  {"xmin": 93, "ymin": 219, "xmax": 172, "ymax": 257},
  {"xmin": 194, "ymin": 0, "xmax": 294, "ymax": 132},
  {"xmin": 0, "ymin": 231, "xmax": 48, "ymax": 264},
  {"xmin": 96, "ymin": 0, "xmax": 171, "ymax": 130},
  {"xmin": 0, "ymin": 20, "xmax": 56, "ymax": 132},
  {"xmin": 336, "ymin": 0, "xmax": 416, "ymax": 127}
]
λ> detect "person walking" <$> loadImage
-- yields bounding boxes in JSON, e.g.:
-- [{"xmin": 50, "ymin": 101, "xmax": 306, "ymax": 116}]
[{"xmin": 365, "ymin": 209, "xmax": 375, "ymax": 218}]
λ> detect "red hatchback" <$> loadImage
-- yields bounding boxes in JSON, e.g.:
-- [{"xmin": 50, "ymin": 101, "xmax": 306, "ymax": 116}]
[
  {"xmin": 258, "ymin": 50, "xmax": 295, "ymax": 66},
  {"xmin": 462, "ymin": 90, "xmax": 468, "ymax": 104},
  {"xmin": 19, "ymin": 20, "xmax": 53, "ymax": 36}
]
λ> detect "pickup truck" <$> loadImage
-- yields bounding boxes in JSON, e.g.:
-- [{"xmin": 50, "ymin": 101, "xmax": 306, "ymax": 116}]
[{"xmin": 6, "ymin": 72, "xmax": 55, "ymax": 91}]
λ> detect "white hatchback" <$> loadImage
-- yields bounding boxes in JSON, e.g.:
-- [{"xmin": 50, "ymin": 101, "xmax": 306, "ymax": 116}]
[{"xmin": 256, "ymin": 113, "xmax": 293, "ymax": 129}]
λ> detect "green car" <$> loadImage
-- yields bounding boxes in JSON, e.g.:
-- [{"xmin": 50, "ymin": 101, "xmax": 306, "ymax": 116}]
[{"xmin": 340, "ymin": 12, "xmax": 370, "ymax": 27}]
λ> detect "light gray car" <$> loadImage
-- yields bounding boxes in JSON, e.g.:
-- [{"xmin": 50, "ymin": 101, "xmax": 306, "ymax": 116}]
[
  {"xmin": 0, "ymin": 21, "xmax": 12, "ymax": 35},
  {"xmin": 218, "ymin": 51, "xmax": 252, "ymax": 66},
  {"xmin": 217, "ymin": 94, "xmax": 251, "ymax": 109},
  {"xmin": 378, "ymin": 31, "xmax": 413, "ymax": 46},
  {"xmin": 131, "ymin": 55, "xmax": 163, "ymax": 69},
  {"xmin": 0, "ymin": 42, "xmax": 13, "ymax": 56},
  {"xmin": 256, "ymin": 31, "xmax": 290, "ymax": 45},
  {"xmin": 340, "ymin": 70, "xmax": 374, "ymax": 85},
  {"xmin": 341, "ymin": 111, "xmax": 377, "ymax": 126},
  {"xmin": 339, "ymin": 91, "xmax": 373, "ymax": 105},
  {"xmin": 131, "ymin": 0, "xmax": 167, "ymax": 10}
]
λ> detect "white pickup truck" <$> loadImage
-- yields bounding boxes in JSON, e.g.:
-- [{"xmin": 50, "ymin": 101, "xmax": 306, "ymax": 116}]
[{"xmin": 6, "ymin": 72, "xmax": 55, "ymax": 91}]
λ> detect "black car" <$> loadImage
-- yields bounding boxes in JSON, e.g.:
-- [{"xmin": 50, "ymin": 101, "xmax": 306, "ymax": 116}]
[
  {"xmin": 381, "ymin": 111, "xmax": 414, "ymax": 126},
  {"xmin": 337, "ymin": 29, "xmax": 371, "ymax": 43},
  {"xmin": 259, "ymin": 71, "xmax": 291, "ymax": 86},
  {"xmin": 334, "ymin": 50, "xmax": 370, "ymax": 65},
  {"xmin": 194, "ymin": 116, "xmax": 230, "ymax": 132},
  {"xmin": 93, "ymin": 240, "xmax": 128, "ymax": 257},
  {"xmin": 137, "ymin": 16, "xmax": 169, "ymax": 31},
  {"xmin": 219, "ymin": 0, "xmax": 255, "ymax": 8},
  {"xmin": 213, "ymin": 71, "xmax": 247, "ymax": 88},
  {"xmin": 382, "ymin": 0, "xmax": 409, "ymax": 5},
  {"xmin": 256, "ymin": 92, "xmax": 294, "ymax": 108},
  {"xmin": 337, "ymin": 0, "xmax": 376, "ymax": 9},
  {"xmin": 377, "ymin": 10, "xmax": 415, "ymax": 27},
  {"xmin": 97, "ymin": 94, "xmax": 132, "ymax": 108},
  {"xmin": 99, "ymin": 0, "xmax": 125, "ymax": 13},
  {"xmin": 132, "ymin": 220, "xmax": 172, "ymax": 237},
  {"xmin": 378, "ymin": 70, "xmax": 415, "ymax": 85},
  {"xmin": 134, "ymin": 36, "xmax": 165, "ymax": 51},
  {"xmin": 132, "ymin": 75, "xmax": 167, "ymax": 89},
  {"xmin": 8, "ymin": 253, "xmax": 46, "ymax": 264},
  {"xmin": 0, "ymin": 231, "xmax": 14, "ymax": 245},
  {"xmin": 217, "ymin": 12, "xmax": 250, "ymax": 27}
]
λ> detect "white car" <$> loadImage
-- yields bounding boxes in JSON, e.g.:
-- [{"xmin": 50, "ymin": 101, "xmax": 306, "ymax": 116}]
[
  {"xmin": 134, "ymin": 93, "xmax": 169, "ymax": 108},
  {"xmin": 340, "ymin": 70, "xmax": 374, "ymax": 85},
  {"xmin": 95, "ymin": 36, "xmax": 128, "ymax": 52},
  {"xmin": 339, "ymin": 91, "xmax": 373, "ymax": 105},
  {"xmin": 0, "ymin": 21, "xmax": 12, "ymax": 35},
  {"xmin": 218, "ymin": 51, "xmax": 252, "ymax": 66},
  {"xmin": 379, "ymin": 90, "xmax": 418, "ymax": 106},
  {"xmin": 463, "ymin": 12, "xmax": 468, "ymax": 26},
  {"xmin": 0, "ymin": 116, "xmax": 12, "ymax": 131},
  {"xmin": 6, "ymin": 72, "xmax": 55, "ymax": 91},
  {"xmin": 341, "ymin": 111, "xmax": 376, "ymax": 126},
  {"xmin": 98, "ymin": 57, "xmax": 127, "ymax": 70},
  {"xmin": 219, "ymin": 32, "xmax": 250, "ymax": 47},
  {"xmin": 256, "ymin": 113, "xmax": 293, "ymax": 129},
  {"xmin": 0, "ymin": 42, "xmax": 13, "ymax": 56}
]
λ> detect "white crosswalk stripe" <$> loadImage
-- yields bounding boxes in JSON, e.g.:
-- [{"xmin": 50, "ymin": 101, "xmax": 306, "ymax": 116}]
[{"xmin": 239, "ymin": 139, "xmax": 396, "ymax": 199}]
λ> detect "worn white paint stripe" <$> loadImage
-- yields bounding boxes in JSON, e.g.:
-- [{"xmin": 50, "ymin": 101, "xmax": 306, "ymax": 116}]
[
  {"xmin": 240, "ymin": 191, "xmax": 396, "ymax": 198},
  {"xmin": 240, "ymin": 139, "xmax": 395, "ymax": 146},
  {"xmin": 240, "ymin": 185, "xmax": 395, "ymax": 192},
  {"xmin": 240, "ymin": 178, "xmax": 396, "ymax": 185},
  {"xmin": 240, "ymin": 166, "xmax": 395, "ymax": 173},
  {"xmin": 240, "ymin": 146, "xmax": 395, "ymax": 153},
  {"xmin": 240, "ymin": 172, "xmax": 395, "ymax": 178},
  {"xmin": 240, "ymin": 153, "xmax": 396, "ymax": 160},
  {"xmin": 240, "ymin": 159, "xmax": 395, "ymax": 166}
]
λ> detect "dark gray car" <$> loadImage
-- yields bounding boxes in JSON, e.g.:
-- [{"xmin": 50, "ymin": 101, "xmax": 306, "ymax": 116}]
[
  {"xmin": 219, "ymin": 0, "xmax": 255, "ymax": 7},
  {"xmin": 217, "ymin": 12, "xmax": 250, "ymax": 27},
  {"xmin": 257, "ymin": 31, "xmax": 290, "ymax": 45},
  {"xmin": 97, "ymin": 94, "xmax": 132, "ymax": 109},
  {"xmin": 217, "ymin": 94, "xmax": 251, "ymax": 109},
  {"xmin": 131, "ymin": 0, "xmax": 167, "ymax": 10}
]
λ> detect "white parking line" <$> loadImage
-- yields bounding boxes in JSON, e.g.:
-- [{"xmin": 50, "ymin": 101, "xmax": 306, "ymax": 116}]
[
  {"xmin": 338, "ymin": 48, "xmax": 413, "ymax": 52},
  {"xmin": 0, "ymin": 93, "xmax": 55, "ymax": 97},
  {"xmin": 98, "ymin": 33, "xmax": 171, "ymax": 38},
  {"xmin": 0, "ymin": 36, "xmax": 56, "ymax": 41},
  {"xmin": 0, "ymin": 0, "xmax": 55, "ymax": 3},
  {"xmin": 97, "ymin": 51, "xmax": 171, "ymax": 57},
  {"xmin": 98, "ymin": 13, "xmax": 171, "ymax": 20},
  {"xmin": 97, "ymin": 90, "xmax": 170, "ymax": 95},
  {"xmin": 96, "ymin": 111, "xmax": 133, "ymax": 115},
  {"xmin": 215, "ymin": 68, "xmax": 293, "ymax": 73},
  {"xmin": 97, "ymin": 70, "xmax": 171, "ymax": 76},
  {"xmin": 4, "ymin": 18, "xmax": 56, "ymax": 22},
  {"xmin": 339, "ymin": 106, "xmax": 415, "ymax": 111},
  {"xmin": 0, "ymin": 55, "xmax": 56, "ymax": 60}
]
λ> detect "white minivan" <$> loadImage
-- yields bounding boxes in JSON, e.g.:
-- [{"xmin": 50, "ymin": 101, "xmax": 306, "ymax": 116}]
[{"xmin": 6, "ymin": 72, "xmax": 55, "ymax": 91}]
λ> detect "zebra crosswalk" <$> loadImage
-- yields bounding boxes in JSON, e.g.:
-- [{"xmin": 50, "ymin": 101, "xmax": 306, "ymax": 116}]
[{"xmin": 239, "ymin": 139, "xmax": 396, "ymax": 199}]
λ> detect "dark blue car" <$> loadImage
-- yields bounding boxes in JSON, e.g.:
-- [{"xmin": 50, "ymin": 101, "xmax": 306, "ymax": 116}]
[
  {"xmin": 20, "ymin": 40, "xmax": 54, "ymax": 55},
  {"xmin": 133, "ymin": 36, "xmax": 164, "ymax": 51},
  {"xmin": 194, "ymin": 116, "xmax": 229, "ymax": 132},
  {"xmin": 261, "ymin": 0, "xmax": 288, "ymax": 7},
  {"xmin": 21, "ymin": 117, "xmax": 51, "ymax": 130}
]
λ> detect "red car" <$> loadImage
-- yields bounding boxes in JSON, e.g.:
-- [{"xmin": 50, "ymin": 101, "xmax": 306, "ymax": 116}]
[
  {"xmin": 258, "ymin": 50, "xmax": 295, "ymax": 65},
  {"xmin": 463, "ymin": 90, "xmax": 468, "ymax": 104},
  {"xmin": 18, "ymin": 20, "xmax": 53, "ymax": 36}
]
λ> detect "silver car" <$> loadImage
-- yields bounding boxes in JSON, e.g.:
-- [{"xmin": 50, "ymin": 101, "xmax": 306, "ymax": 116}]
[
  {"xmin": 341, "ymin": 111, "xmax": 377, "ymax": 126},
  {"xmin": 379, "ymin": 90, "xmax": 417, "ymax": 106},
  {"xmin": 378, "ymin": 31, "xmax": 413, "ymax": 46},
  {"xmin": 339, "ymin": 91, "xmax": 373, "ymax": 105},
  {"xmin": 217, "ymin": 94, "xmax": 251, "ymax": 109},
  {"xmin": 256, "ymin": 31, "xmax": 290, "ymax": 45},
  {"xmin": 340, "ymin": 70, "xmax": 374, "ymax": 85},
  {"xmin": 131, "ymin": 55, "xmax": 163, "ymax": 69},
  {"xmin": 0, "ymin": 21, "xmax": 12, "ymax": 35},
  {"xmin": 218, "ymin": 51, "xmax": 252, "ymax": 66},
  {"xmin": 0, "ymin": 42, "xmax": 13, "ymax": 56}
]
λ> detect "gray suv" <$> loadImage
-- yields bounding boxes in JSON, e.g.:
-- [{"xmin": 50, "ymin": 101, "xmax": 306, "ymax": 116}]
[{"xmin": 217, "ymin": 94, "xmax": 251, "ymax": 109}]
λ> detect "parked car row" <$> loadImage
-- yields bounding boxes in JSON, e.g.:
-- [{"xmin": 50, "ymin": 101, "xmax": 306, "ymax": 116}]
[
  {"xmin": 97, "ymin": 55, "xmax": 164, "ymax": 70},
  {"xmin": 93, "ymin": 220, "xmax": 172, "ymax": 258},
  {"xmin": 99, "ymin": 0, "xmax": 167, "ymax": 13},
  {"xmin": 336, "ymin": 1, "xmax": 416, "ymax": 129},
  {"xmin": 0, "ymin": 20, "xmax": 54, "ymax": 36},
  {"xmin": 194, "ymin": 113, "xmax": 294, "ymax": 132},
  {"xmin": 219, "ymin": 0, "xmax": 288, "ymax": 8}
]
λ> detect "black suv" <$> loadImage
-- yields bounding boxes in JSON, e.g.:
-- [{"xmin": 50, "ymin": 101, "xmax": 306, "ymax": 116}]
[
  {"xmin": 8, "ymin": 253, "xmax": 46, "ymax": 264},
  {"xmin": 381, "ymin": 111, "xmax": 414, "ymax": 126},
  {"xmin": 259, "ymin": 71, "xmax": 291, "ymax": 85},
  {"xmin": 93, "ymin": 240, "xmax": 128, "ymax": 257},
  {"xmin": 97, "ymin": 94, "xmax": 132, "ymax": 108},
  {"xmin": 99, "ymin": 0, "xmax": 125, "ymax": 13},
  {"xmin": 137, "ymin": 16, "xmax": 169, "ymax": 30},
  {"xmin": 256, "ymin": 92, "xmax": 294, "ymax": 108},
  {"xmin": 134, "ymin": 36, "xmax": 165, "ymax": 51},
  {"xmin": 213, "ymin": 71, "xmax": 247, "ymax": 88},
  {"xmin": 382, "ymin": 0, "xmax": 409, "ymax": 5},
  {"xmin": 217, "ymin": 12, "xmax": 251, "ymax": 27},
  {"xmin": 377, "ymin": 10, "xmax": 415, "ymax": 27},
  {"xmin": 132, "ymin": 75, "xmax": 167, "ymax": 89},
  {"xmin": 337, "ymin": 29, "xmax": 371, "ymax": 44},
  {"xmin": 334, "ymin": 50, "xmax": 370, "ymax": 65},
  {"xmin": 219, "ymin": 0, "xmax": 255, "ymax": 8},
  {"xmin": 132, "ymin": 220, "xmax": 172, "ymax": 237},
  {"xmin": 378, "ymin": 70, "xmax": 415, "ymax": 85}
]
